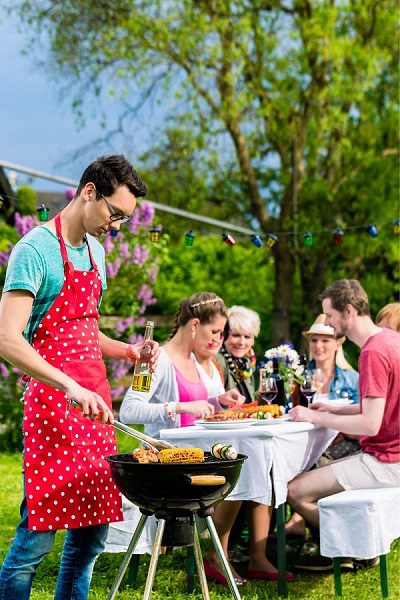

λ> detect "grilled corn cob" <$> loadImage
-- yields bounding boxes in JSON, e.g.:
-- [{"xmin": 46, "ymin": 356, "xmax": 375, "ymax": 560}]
[{"xmin": 159, "ymin": 447, "xmax": 205, "ymax": 464}]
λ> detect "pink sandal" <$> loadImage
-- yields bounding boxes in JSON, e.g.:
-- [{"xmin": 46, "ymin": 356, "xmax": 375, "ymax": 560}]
[{"xmin": 204, "ymin": 558, "xmax": 247, "ymax": 586}]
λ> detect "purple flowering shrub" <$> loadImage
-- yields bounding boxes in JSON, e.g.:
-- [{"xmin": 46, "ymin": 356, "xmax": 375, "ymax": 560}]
[
  {"xmin": 99, "ymin": 201, "xmax": 168, "ymax": 398},
  {"xmin": 0, "ymin": 199, "xmax": 169, "ymax": 424}
]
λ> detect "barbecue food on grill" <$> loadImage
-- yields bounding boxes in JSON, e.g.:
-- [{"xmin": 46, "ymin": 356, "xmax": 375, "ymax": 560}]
[
  {"xmin": 159, "ymin": 447, "xmax": 205, "ymax": 464},
  {"xmin": 212, "ymin": 443, "xmax": 238, "ymax": 460},
  {"xmin": 132, "ymin": 447, "xmax": 160, "ymax": 463},
  {"xmin": 211, "ymin": 443, "xmax": 224, "ymax": 458}
]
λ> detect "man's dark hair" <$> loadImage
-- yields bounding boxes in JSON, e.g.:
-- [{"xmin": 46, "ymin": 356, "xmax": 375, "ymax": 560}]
[
  {"xmin": 76, "ymin": 155, "xmax": 147, "ymax": 198},
  {"xmin": 319, "ymin": 279, "xmax": 370, "ymax": 316}
]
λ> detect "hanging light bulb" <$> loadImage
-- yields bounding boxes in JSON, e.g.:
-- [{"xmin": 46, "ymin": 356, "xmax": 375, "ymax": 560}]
[
  {"xmin": 184, "ymin": 230, "xmax": 195, "ymax": 247},
  {"xmin": 37, "ymin": 204, "xmax": 49, "ymax": 222},
  {"xmin": 332, "ymin": 228, "xmax": 344, "ymax": 245},
  {"xmin": 222, "ymin": 232, "xmax": 235, "ymax": 246},
  {"xmin": 393, "ymin": 220, "xmax": 400, "ymax": 234},
  {"xmin": 265, "ymin": 233, "xmax": 278, "ymax": 249},
  {"xmin": 149, "ymin": 225, "xmax": 162, "ymax": 242},
  {"xmin": 303, "ymin": 231, "xmax": 313, "ymax": 247},
  {"xmin": 251, "ymin": 234, "xmax": 263, "ymax": 248},
  {"xmin": 366, "ymin": 224, "xmax": 378, "ymax": 238}
]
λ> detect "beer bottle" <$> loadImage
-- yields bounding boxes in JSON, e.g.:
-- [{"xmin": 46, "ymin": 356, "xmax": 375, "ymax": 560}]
[
  {"xmin": 132, "ymin": 321, "xmax": 154, "ymax": 392},
  {"xmin": 299, "ymin": 353, "xmax": 309, "ymax": 407}
]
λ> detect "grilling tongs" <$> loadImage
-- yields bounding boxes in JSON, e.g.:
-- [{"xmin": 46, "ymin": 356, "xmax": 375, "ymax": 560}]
[{"xmin": 69, "ymin": 400, "xmax": 175, "ymax": 451}]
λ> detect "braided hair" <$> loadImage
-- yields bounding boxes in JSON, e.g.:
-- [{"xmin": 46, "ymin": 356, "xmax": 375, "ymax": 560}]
[{"xmin": 168, "ymin": 292, "xmax": 227, "ymax": 340}]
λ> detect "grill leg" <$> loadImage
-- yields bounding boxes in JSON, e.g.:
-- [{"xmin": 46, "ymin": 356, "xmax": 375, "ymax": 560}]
[
  {"xmin": 204, "ymin": 515, "xmax": 242, "ymax": 600},
  {"xmin": 107, "ymin": 513, "xmax": 148, "ymax": 600},
  {"xmin": 193, "ymin": 520, "xmax": 210, "ymax": 600},
  {"xmin": 143, "ymin": 518, "xmax": 166, "ymax": 600}
]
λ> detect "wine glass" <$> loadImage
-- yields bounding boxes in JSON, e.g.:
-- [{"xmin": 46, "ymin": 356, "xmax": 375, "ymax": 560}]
[
  {"xmin": 258, "ymin": 369, "xmax": 278, "ymax": 405},
  {"xmin": 300, "ymin": 371, "xmax": 317, "ymax": 406},
  {"xmin": 312, "ymin": 368, "xmax": 326, "ymax": 393}
]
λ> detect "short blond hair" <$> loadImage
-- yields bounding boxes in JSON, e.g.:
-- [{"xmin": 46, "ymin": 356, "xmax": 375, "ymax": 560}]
[{"xmin": 227, "ymin": 305, "xmax": 261, "ymax": 338}]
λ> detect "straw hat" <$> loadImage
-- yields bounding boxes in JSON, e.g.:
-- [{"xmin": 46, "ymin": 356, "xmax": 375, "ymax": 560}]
[
  {"xmin": 302, "ymin": 314, "xmax": 336, "ymax": 339},
  {"xmin": 303, "ymin": 314, "xmax": 354, "ymax": 371}
]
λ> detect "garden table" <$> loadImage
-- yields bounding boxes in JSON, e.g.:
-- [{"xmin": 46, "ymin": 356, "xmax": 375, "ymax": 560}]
[{"xmin": 160, "ymin": 419, "xmax": 337, "ymax": 596}]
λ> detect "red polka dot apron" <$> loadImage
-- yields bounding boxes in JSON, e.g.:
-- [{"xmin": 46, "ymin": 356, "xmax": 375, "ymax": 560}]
[{"xmin": 23, "ymin": 214, "xmax": 122, "ymax": 532}]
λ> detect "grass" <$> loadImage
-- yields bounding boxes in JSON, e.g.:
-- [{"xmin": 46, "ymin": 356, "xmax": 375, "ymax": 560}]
[{"xmin": 1, "ymin": 446, "xmax": 399, "ymax": 599}]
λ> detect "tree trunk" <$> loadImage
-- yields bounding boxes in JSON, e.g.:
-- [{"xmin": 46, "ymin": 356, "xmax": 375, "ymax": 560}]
[{"xmin": 272, "ymin": 237, "xmax": 295, "ymax": 344}]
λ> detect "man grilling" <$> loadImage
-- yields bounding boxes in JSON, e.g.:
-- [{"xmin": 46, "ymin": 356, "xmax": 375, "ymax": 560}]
[{"xmin": 0, "ymin": 155, "xmax": 159, "ymax": 600}]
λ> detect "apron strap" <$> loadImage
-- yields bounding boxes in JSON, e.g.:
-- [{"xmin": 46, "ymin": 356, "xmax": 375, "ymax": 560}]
[{"xmin": 54, "ymin": 213, "xmax": 100, "ymax": 317}]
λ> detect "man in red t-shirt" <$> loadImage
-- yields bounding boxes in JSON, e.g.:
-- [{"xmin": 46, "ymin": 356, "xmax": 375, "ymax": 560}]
[{"xmin": 287, "ymin": 279, "xmax": 400, "ymax": 571}]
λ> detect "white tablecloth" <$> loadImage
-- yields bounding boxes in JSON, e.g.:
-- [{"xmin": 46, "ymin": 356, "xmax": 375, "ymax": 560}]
[
  {"xmin": 160, "ymin": 421, "xmax": 336, "ymax": 507},
  {"xmin": 104, "ymin": 496, "xmax": 157, "ymax": 554}
]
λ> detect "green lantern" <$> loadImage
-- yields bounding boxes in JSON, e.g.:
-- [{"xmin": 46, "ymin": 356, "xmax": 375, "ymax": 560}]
[
  {"xmin": 37, "ymin": 204, "xmax": 49, "ymax": 222},
  {"xmin": 303, "ymin": 232, "xmax": 313, "ymax": 247},
  {"xmin": 184, "ymin": 230, "xmax": 195, "ymax": 246}
]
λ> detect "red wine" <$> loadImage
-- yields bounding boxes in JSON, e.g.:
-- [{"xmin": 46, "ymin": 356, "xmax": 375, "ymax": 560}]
[{"xmin": 262, "ymin": 392, "xmax": 277, "ymax": 404}]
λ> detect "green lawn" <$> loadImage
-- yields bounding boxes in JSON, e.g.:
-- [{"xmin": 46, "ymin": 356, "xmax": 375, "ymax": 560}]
[{"xmin": 1, "ymin": 447, "xmax": 399, "ymax": 599}]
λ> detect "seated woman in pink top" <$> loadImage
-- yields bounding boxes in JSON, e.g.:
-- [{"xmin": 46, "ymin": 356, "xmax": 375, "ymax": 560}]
[{"xmin": 120, "ymin": 292, "xmax": 243, "ymax": 437}]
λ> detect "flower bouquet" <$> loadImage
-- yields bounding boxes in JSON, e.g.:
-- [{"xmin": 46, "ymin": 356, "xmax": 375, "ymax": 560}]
[{"xmin": 264, "ymin": 343, "xmax": 304, "ymax": 384}]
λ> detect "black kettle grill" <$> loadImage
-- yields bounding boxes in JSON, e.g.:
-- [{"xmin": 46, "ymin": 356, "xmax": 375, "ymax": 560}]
[{"xmin": 106, "ymin": 451, "xmax": 247, "ymax": 600}]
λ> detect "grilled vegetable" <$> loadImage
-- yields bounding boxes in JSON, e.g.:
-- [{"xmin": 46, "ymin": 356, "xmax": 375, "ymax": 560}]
[
  {"xmin": 159, "ymin": 447, "xmax": 205, "ymax": 464},
  {"xmin": 211, "ymin": 443, "xmax": 224, "ymax": 459}
]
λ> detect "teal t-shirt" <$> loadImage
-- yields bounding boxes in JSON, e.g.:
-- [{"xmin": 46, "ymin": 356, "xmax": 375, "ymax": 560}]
[{"xmin": 3, "ymin": 226, "xmax": 107, "ymax": 343}]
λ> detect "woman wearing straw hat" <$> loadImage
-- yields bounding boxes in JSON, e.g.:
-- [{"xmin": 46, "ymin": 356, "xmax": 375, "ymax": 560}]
[
  {"xmin": 301, "ymin": 314, "xmax": 359, "ymax": 405},
  {"xmin": 285, "ymin": 314, "xmax": 360, "ymax": 542}
]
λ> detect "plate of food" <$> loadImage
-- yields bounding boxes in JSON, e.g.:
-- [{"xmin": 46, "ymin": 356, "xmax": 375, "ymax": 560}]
[
  {"xmin": 195, "ymin": 419, "xmax": 254, "ymax": 430},
  {"xmin": 316, "ymin": 398, "xmax": 354, "ymax": 407},
  {"xmin": 250, "ymin": 415, "xmax": 292, "ymax": 425}
]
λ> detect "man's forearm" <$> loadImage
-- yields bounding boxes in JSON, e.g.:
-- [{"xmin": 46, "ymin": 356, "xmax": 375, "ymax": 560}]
[
  {"xmin": 98, "ymin": 331, "xmax": 129, "ymax": 359},
  {"xmin": 313, "ymin": 410, "xmax": 379, "ymax": 437}
]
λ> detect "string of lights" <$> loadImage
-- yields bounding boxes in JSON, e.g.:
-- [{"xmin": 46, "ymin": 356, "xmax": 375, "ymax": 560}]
[{"xmin": 0, "ymin": 161, "xmax": 398, "ymax": 248}]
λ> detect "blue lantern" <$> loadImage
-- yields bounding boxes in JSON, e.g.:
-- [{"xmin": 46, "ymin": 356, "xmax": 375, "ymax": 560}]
[
  {"xmin": 251, "ymin": 234, "xmax": 263, "ymax": 248},
  {"xmin": 366, "ymin": 224, "xmax": 378, "ymax": 238}
]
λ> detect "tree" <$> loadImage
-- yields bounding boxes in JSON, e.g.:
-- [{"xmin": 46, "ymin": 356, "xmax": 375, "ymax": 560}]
[{"xmin": 13, "ymin": 0, "xmax": 399, "ymax": 341}]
